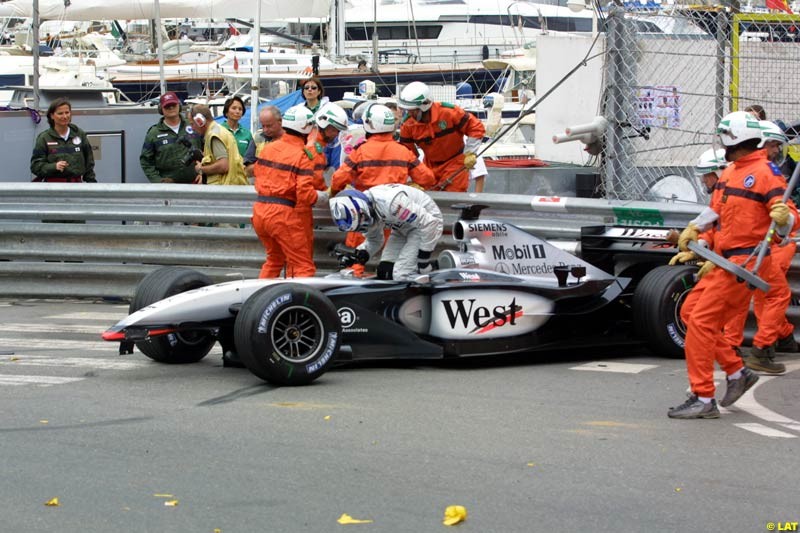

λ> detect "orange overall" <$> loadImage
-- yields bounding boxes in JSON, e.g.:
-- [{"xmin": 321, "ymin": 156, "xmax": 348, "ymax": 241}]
[
  {"xmin": 332, "ymin": 132, "xmax": 436, "ymax": 274},
  {"xmin": 682, "ymin": 150, "xmax": 796, "ymax": 397},
  {"xmin": 297, "ymin": 129, "xmax": 330, "ymax": 258},
  {"xmin": 723, "ymin": 237, "xmax": 796, "ymax": 349},
  {"xmin": 252, "ymin": 134, "xmax": 320, "ymax": 278},
  {"xmin": 399, "ymin": 102, "xmax": 484, "ymax": 192}
]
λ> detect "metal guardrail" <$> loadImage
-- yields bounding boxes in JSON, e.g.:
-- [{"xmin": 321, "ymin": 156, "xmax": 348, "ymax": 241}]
[{"xmin": 0, "ymin": 183, "xmax": 706, "ymax": 298}]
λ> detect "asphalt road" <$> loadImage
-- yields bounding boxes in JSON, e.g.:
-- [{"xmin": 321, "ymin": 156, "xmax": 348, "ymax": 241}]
[{"xmin": 1, "ymin": 299, "xmax": 798, "ymax": 533}]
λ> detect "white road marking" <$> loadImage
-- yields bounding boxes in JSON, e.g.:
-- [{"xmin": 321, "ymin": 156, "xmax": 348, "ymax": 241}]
[
  {"xmin": 0, "ymin": 355, "xmax": 149, "ymax": 370},
  {"xmin": 0, "ymin": 374, "xmax": 84, "ymax": 386},
  {"xmin": 733, "ymin": 423, "xmax": 797, "ymax": 439},
  {"xmin": 0, "ymin": 337, "xmax": 114, "ymax": 352},
  {"xmin": 45, "ymin": 312, "xmax": 127, "ymax": 321},
  {"xmin": 726, "ymin": 360, "xmax": 800, "ymax": 438},
  {"xmin": 0, "ymin": 323, "xmax": 104, "ymax": 335},
  {"xmin": 570, "ymin": 362, "xmax": 658, "ymax": 374}
]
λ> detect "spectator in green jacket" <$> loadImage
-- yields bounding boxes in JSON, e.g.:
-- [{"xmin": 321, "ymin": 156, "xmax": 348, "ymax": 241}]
[
  {"xmin": 30, "ymin": 97, "xmax": 96, "ymax": 183},
  {"xmin": 221, "ymin": 95, "xmax": 253, "ymax": 158},
  {"xmin": 139, "ymin": 92, "xmax": 202, "ymax": 183}
]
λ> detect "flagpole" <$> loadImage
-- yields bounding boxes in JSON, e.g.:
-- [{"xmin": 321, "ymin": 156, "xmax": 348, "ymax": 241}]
[
  {"xmin": 154, "ymin": 0, "xmax": 166, "ymax": 95},
  {"xmin": 250, "ymin": 2, "xmax": 261, "ymax": 132}
]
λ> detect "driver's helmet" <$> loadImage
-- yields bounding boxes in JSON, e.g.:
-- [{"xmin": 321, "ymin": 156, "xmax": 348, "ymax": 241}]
[
  {"xmin": 758, "ymin": 120, "xmax": 789, "ymax": 148},
  {"xmin": 315, "ymin": 102, "xmax": 349, "ymax": 132},
  {"xmin": 363, "ymin": 104, "xmax": 396, "ymax": 134},
  {"xmin": 716, "ymin": 111, "xmax": 764, "ymax": 147},
  {"xmin": 282, "ymin": 104, "xmax": 315, "ymax": 134},
  {"xmin": 330, "ymin": 189, "xmax": 373, "ymax": 232},
  {"xmin": 694, "ymin": 148, "xmax": 727, "ymax": 178},
  {"xmin": 398, "ymin": 81, "xmax": 433, "ymax": 112}
]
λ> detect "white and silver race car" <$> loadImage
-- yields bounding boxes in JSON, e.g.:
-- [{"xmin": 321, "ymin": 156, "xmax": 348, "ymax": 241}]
[{"xmin": 103, "ymin": 204, "xmax": 694, "ymax": 385}]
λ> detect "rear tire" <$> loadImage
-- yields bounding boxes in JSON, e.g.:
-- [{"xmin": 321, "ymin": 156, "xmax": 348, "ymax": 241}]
[
  {"xmin": 234, "ymin": 283, "xmax": 341, "ymax": 386},
  {"xmin": 633, "ymin": 265, "xmax": 697, "ymax": 359},
  {"xmin": 129, "ymin": 267, "xmax": 217, "ymax": 364}
]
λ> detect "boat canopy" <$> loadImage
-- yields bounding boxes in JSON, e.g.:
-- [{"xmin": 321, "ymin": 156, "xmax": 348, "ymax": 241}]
[{"xmin": 0, "ymin": 0, "xmax": 332, "ymax": 20}]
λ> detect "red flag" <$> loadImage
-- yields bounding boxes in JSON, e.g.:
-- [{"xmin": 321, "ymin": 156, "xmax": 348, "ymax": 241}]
[
  {"xmin": 229, "ymin": 23, "xmax": 240, "ymax": 36},
  {"xmin": 233, "ymin": 55, "xmax": 239, "ymax": 72},
  {"xmin": 765, "ymin": 0, "xmax": 792, "ymax": 13}
]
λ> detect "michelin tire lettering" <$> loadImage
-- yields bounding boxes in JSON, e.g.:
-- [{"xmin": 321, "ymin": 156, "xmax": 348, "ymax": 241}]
[{"xmin": 257, "ymin": 293, "xmax": 292, "ymax": 333}]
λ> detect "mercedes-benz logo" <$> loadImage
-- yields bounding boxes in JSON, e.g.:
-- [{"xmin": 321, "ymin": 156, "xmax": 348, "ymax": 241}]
[{"xmin": 495, "ymin": 262, "xmax": 510, "ymax": 274}]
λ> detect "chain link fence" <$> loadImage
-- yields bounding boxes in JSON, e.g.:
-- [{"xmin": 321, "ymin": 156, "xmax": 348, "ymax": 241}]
[{"xmin": 596, "ymin": 7, "xmax": 800, "ymax": 202}]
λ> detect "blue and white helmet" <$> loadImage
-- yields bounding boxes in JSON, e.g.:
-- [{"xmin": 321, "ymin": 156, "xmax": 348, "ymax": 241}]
[{"xmin": 330, "ymin": 189, "xmax": 372, "ymax": 232}]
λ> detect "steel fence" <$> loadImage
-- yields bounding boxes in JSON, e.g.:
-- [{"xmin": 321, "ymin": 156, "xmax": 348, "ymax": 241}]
[
  {"xmin": 596, "ymin": 7, "xmax": 800, "ymax": 201},
  {"xmin": 0, "ymin": 183, "xmax": 705, "ymax": 298}
]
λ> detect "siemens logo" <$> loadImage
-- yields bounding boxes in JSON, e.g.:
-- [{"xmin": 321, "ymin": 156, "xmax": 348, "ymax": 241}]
[{"xmin": 468, "ymin": 222, "xmax": 507, "ymax": 232}]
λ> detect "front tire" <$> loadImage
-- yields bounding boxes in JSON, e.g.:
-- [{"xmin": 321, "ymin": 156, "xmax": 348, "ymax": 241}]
[
  {"xmin": 129, "ymin": 267, "xmax": 217, "ymax": 364},
  {"xmin": 234, "ymin": 283, "xmax": 341, "ymax": 386},
  {"xmin": 633, "ymin": 265, "xmax": 697, "ymax": 359}
]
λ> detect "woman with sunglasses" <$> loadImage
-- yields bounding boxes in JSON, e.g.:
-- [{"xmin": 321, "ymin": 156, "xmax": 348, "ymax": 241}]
[{"xmin": 301, "ymin": 77, "xmax": 327, "ymax": 113}]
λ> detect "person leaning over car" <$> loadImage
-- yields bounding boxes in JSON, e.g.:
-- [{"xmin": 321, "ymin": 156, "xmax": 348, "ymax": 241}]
[
  {"xmin": 187, "ymin": 104, "xmax": 248, "ymax": 186},
  {"xmin": 329, "ymin": 183, "xmax": 443, "ymax": 280},
  {"xmin": 31, "ymin": 97, "xmax": 96, "ymax": 183},
  {"xmin": 139, "ymin": 92, "xmax": 201, "ymax": 184},
  {"xmin": 330, "ymin": 103, "xmax": 435, "ymax": 276}
]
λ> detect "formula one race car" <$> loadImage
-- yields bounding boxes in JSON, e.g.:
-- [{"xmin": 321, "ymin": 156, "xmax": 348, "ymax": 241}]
[{"xmin": 103, "ymin": 204, "xmax": 693, "ymax": 386}]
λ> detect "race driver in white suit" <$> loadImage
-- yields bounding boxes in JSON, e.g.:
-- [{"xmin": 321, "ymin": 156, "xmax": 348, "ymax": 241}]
[{"xmin": 329, "ymin": 183, "xmax": 444, "ymax": 280}]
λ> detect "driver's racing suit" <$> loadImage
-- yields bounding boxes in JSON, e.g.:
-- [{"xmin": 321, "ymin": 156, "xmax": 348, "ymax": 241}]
[{"xmin": 357, "ymin": 183, "xmax": 443, "ymax": 280}]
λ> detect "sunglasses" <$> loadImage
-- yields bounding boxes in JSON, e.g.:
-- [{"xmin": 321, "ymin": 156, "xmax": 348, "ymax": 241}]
[{"xmin": 304, "ymin": 85, "xmax": 319, "ymax": 90}]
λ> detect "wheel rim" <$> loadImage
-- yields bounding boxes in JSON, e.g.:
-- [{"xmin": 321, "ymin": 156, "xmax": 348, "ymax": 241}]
[{"xmin": 269, "ymin": 306, "xmax": 324, "ymax": 363}]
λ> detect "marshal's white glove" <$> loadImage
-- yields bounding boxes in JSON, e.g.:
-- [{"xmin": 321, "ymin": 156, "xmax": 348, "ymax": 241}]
[{"xmin": 314, "ymin": 189, "xmax": 330, "ymax": 207}]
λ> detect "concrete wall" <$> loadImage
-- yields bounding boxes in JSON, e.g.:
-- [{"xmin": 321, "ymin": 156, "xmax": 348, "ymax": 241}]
[{"xmin": 534, "ymin": 33, "xmax": 605, "ymax": 165}]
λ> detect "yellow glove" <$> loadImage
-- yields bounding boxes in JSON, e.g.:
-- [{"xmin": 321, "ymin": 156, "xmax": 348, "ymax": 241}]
[
  {"xmin": 770, "ymin": 201, "xmax": 790, "ymax": 226},
  {"xmin": 677, "ymin": 223, "xmax": 700, "ymax": 252},
  {"xmin": 668, "ymin": 251, "xmax": 696, "ymax": 266},
  {"xmin": 696, "ymin": 260, "xmax": 716, "ymax": 280},
  {"xmin": 407, "ymin": 181, "xmax": 425, "ymax": 190},
  {"xmin": 463, "ymin": 152, "xmax": 477, "ymax": 170}
]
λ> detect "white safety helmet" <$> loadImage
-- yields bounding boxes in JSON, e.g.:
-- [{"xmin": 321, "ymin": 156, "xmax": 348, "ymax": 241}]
[
  {"xmin": 282, "ymin": 104, "xmax": 315, "ymax": 135},
  {"xmin": 716, "ymin": 111, "xmax": 764, "ymax": 147},
  {"xmin": 758, "ymin": 120, "xmax": 789, "ymax": 148},
  {"xmin": 315, "ymin": 102, "xmax": 349, "ymax": 132},
  {"xmin": 330, "ymin": 189, "xmax": 373, "ymax": 232},
  {"xmin": 363, "ymin": 104, "xmax": 396, "ymax": 134},
  {"xmin": 398, "ymin": 81, "xmax": 432, "ymax": 112},
  {"xmin": 694, "ymin": 148, "xmax": 727, "ymax": 178}
]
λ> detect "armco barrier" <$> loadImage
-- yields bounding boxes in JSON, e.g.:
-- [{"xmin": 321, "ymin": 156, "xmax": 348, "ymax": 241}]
[{"xmin": 0, "ymin": 183, "xmax": 709, "ymax": 298}]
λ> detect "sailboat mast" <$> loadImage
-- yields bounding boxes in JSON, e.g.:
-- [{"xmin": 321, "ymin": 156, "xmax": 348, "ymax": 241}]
[
  {"xmin": 250, "ymin": 1, "xmax": 262, "ymax": 132},
  {"xmin": 371, "ymin": 0, "xmax": 379, "ymax": 73},
  {"xmin": 154, "ymin": 0, "xmax": 166, "ymax": 95},
  {"xmin": 32, "ymin": 0, "xmax": 39, "ymax": 110}
]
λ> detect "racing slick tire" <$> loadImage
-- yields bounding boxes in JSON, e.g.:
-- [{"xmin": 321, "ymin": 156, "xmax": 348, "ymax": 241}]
[
  {"xmin": 234, "ymin": 283, "xmax": 342, "ymax": 386},
  {"xmin": 129, "ymin": 267, "xmax": 217, "ymax": 364},
  {"xmin": 633, "ymin": 265, "xmax": 697, "ymax": 359}
]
